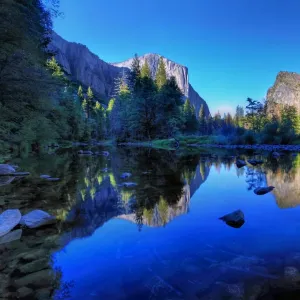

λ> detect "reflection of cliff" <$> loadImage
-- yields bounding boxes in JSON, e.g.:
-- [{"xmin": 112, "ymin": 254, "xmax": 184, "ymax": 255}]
[
  {"xmin": 266, "ymin": 166, "xmax": 300, "ymax": 208},
  {"xmin": 61, "ymin": 177, "xmax": 127, "ymax": 245},
  {"xmin": 118, "ymin": 160, "xmax": 210, "ymax": 227}
]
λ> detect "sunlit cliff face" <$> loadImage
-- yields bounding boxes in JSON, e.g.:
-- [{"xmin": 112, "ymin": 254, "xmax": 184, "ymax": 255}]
[{"xmin": 266, "ymin": 156, "xmax": 300, "ymax": 208}]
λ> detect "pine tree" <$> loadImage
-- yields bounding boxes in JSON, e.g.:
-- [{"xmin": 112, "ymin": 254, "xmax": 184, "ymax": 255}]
[
  {"xmin": 87, "ymin": 86, "xmax": 94, "ymax": 118},
  {"xmin": 155, "ymin": 57, "xmax": 167, "ymax": 89},
  {"xmin": 183, "ymin": 98, "xmax": 198, "ymax": 133},
  {"xmin": 199, "ymin": 104, "xmax": 207, "ymax": 134},
  {"xmin": 129, "ymin": 54, "xmax": 141, "ymax": 92},
  {"xmin": 46, "ymin": 57, "xmax": 64, "ymax": 78},
  {"xmin": 78, "ymin": 85, "xmax": 84, "ymax": 100},
  {"xmin": 141, "ymin": 61, "xmax": 151, "ymax": 78}
]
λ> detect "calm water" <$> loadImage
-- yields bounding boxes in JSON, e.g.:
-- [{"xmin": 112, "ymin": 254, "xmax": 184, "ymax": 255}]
[{"xmin": 1, "ymin": 148, "xmax": 300, "ymax": 299}]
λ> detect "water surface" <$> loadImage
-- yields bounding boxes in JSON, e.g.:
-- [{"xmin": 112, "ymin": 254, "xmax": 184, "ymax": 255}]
[{"xmin": 1, "ymin": 148, "xmax": 300, "ymax": 299}]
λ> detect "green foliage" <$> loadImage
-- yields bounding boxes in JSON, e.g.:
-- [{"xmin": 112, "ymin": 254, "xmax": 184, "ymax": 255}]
[
  {"xmin": 141, "ymin": 61, "xmax": 151, "ymax": 78},
  {"xmin": 46, "ymin": 57, "xmax": 64, "ymax": 78},
  {"xmin": 199, "ymin": 105, "xmax": 207, "ymax": 134},
  {"xmin": 155, "ymin": 57, "xmax": 167, "ymax": 89},
  {"xmin": 183, "ymin": 99, "xmax": 198, "ymax": 133}
]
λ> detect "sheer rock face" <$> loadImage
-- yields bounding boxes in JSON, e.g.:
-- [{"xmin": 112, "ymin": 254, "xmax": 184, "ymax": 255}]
[
  {"xmin": 49, "ymin": 33, "xmax": 210, "ymax": 117},
  {"xmin": 49, "ymin": 32, "xmax": 123, "ymax": 98},
  {"xmin": 266, "ymin": 71, "xmax": 300, "ymax": 114}
]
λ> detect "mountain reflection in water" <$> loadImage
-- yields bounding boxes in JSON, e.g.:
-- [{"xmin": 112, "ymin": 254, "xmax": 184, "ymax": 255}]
[{"xmin": 1, "ymin": 149, "xmax": 300, "ymax": 299}]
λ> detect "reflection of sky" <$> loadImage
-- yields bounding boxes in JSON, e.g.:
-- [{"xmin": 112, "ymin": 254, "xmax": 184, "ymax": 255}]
[{"xmin": 54, "ymin": 164, "xmax": 300, "ymax": 299}]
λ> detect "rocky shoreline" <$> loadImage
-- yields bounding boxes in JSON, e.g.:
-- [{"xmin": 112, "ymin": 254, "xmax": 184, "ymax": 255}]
[{"xmin": 188, "ymin": 143, "xmax": 300, "ymax": 152}]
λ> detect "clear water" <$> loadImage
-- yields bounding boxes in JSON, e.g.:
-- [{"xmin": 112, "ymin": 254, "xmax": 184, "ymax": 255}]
[{"xmin": 1, "ymin": 148, "xmax": 300, "ymax": 299}]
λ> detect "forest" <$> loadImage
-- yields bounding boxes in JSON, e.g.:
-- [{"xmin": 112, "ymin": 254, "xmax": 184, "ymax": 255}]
[{"xmin": 1, "ymin": 0, "xmax": 300, "ymax": 157}]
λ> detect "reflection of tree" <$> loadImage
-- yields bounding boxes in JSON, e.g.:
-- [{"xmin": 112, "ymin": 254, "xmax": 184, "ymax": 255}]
[{"xmin": 245, "ymin": 167, "xmax": 266, "ymax": 191}]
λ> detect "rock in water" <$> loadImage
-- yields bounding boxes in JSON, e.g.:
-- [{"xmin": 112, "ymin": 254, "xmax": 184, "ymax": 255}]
[
  {"xmin": 236, "ymin": 159, "xmax": 247, "ymax": 168},
  {"xmin": 0, "ymin": 209, "xmax": 21, "ymax": 237},
  {"xmin": 254, "ymin": 186, "xmax": 275, "ymax": 195},
  {"xmin": 20, "ymin": 210, "xmax": 55, "ymax": 229},
  {"xmin": 45, "ymin": 177, "xmax": 60, "ymax": 182},
  {"xmin": 40, "ymin": 175, "xmax": 51, "ymax": 179},
  {"xmin": 219, "ymin": 210, "xmax": 245, "ymax": 228},
  {"xmin": 248, "ymin": 159, "xmax": 263, "ymax": 166},
  {"xmin": 120, "ymin": 172, "xmax": 132, "ymax": 179},
  {"xmin": 0, "ymin": 164, "xmax": 15, "ymax": 175},
  {"xmin": 0, "ymin": 229, "xmax": 22, "ymax": 245},
  {"xmin": 121, "ymin": 182, "xmax": 137, "ymax": 188},
  {"xmin": 272, "ymin": 152, "xmax": 281, "ymax": 158}
]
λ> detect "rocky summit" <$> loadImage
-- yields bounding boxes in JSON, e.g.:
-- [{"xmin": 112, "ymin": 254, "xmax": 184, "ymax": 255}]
[
  {"xmin": 49, "ymin": 33, "xmax": 210, "ymax": 117},
  {"xmin": 266, "ymin": 71, "xmax": 300, "ymax": 114}
]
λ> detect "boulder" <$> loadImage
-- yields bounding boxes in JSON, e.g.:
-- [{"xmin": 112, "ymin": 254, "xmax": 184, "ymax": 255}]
[
  {"xmin": 20, "ymin": 210, "xmax": 56, "ymax": 229},
  {"xmin": 45, "ymin": 177, "xmax": 60, "ymax": 182},
  {"xmin": 120, "ymin": 172, "xmax": 132, "ymax": 179},
  {"xmin": 40, "ymin": 175, "xmax": 51, "ymax": 179},
  {"xmin": 272, "ymin": 152, "xmax": 281, "ymax": 158},
  {"xmin": 14, "ymin": 269, "xmax": 54, "ymax": 289},
  {"xmin": 247, "ymin": 159, "xmax": 263, "ymax": 166},
  {"xmin": 254, "ymin": 186, "xmax": 275, "ymax": 195},
  {"xmin": 0, "ymin": 164, "xmax": 15, "ymax": 175},
  {"xmin": 18, "ymin": 258, "xmax": 49, "ymax": 275},
  {"xmin": 78, "ymin": 150, "xmax": 93, "ymax": 155},
  {"xmin": 219, "ymin": 209, "xmax": 245, "ymax": 228},
  {"xmin": 0, "ymin": 209, "xmax": 22, "ymax": 237},
  {"xmin": 121, "ymin": 182, "xmax": 137, "ymax": 188},
  {"xmin": 17, "ymin": 286, "xmax": 34, "ymax": 299},
  {"xmin": 35, "ymin": 288, "xmax": 51, "ymax": 300},
  {"xmin": 102, "ymin": 151, "xmax": 110, "ymax": 156},
  {"xmin": 0, "ymin": 176, "xmax": 15, "ymax": 187},
  {"xmin": 236, "ymin": 159, "xmax": 247, "ymax": 168},
  {"xmin": 0, "ymin": 229, "xmax": 22, "ymax": 245}
]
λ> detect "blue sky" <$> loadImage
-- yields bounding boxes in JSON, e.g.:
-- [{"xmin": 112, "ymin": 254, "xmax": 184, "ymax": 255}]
[{"xmin": 54, "ymin": 0, "xmax": 300, "ymax": 115}]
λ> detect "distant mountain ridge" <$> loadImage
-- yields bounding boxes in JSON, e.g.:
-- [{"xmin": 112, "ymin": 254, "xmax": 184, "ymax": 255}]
[{"xmin": 49, "ymin": 32, "xmax": 210, "ymax": 117}]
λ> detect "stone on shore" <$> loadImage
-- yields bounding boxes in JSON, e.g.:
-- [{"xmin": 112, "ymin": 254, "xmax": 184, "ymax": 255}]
[
  {"xmin": 0, "ymin": 209, "xmax": 22, "ymax": 238},
  {"xmin": 0, "ymin": 164, "xmax": 15, "ymax": 175},
  {"xmin": 0, "ymin": 229, "xmax": 22, "ymax": 245},
  {"xmin": 20, "ymin": 210, "xmax": 56, "ymax": 229}
]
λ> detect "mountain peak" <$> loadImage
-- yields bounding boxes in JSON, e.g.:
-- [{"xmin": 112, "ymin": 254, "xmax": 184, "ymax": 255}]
[{"xmin": 49, "ymin": 32, "xmax": 210, "ymax": 117}]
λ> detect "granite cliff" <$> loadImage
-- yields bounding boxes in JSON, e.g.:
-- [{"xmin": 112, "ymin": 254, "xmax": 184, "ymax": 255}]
[
  {"xmin": 266, "ymin": 71, "xmax": 300, "ymax": 114},
  {"xmin": 49, "ymin": 32, "xmax": 210, "ymax": 117}
]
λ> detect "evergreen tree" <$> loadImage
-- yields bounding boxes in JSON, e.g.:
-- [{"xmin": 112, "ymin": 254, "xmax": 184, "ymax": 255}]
[
  {"xmin": 46, "ymin": 57, "xmax": 64, "ymax": 78},
  {"xmin": 78, "ymin": 85, "xmax": 84, "ymax": 100},
  {"xmin": 129, "ymin": 54, "xmax": 141, "ymax": 92},
  {"xmin": 141, "ymin": 61, "xmax": 151, "ymax": 78},
  {"xmin": 199, "ymin": 104, "xmax": 207, "ymax": 134},
  {"xmin": 87, "ymin": 86, "xmax": 94, "ymax": 119},
  {"xmin": 155, "ymin": 57, "xmax": 167, "ymax": 89},
  {"xmin": 183, "ymin": 99, "xmax": 198, "ymax": 133}
]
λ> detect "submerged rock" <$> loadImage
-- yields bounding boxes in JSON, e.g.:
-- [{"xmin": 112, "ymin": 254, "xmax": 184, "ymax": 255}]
[
  {"xmin": 247, "ymin": 159, "xmax": 263, "ymax": 166},
  {"xmin": 0, "ymin": 164, "xmax": 15, "ymax": 175},
  {"xmin": 17, "ymin": 286, "xmax": 34, "ymax": 299},
  {"xmin": 0, "ymin": 229, "xmax": 22, "ymax": 245},
  {"xmin": 219, "ymin": 209, "xmax": 245, "ymax": 228},
  {"xmin": 120, "ymin": 172, "xmax": 132, "ymax": 179},
  {"xmin": 236, "ymin": 159, "xmax": 247, "ymax": 168},
  {"xmin": 254, "ymin": 186, "xmax": 275, "ymax": 195},
  {"xmin": 0, "ymin": 209, "xmax": 22, "ymax": 237},
  {"xmin": 121, "ymin": 182, "xmax": 137, "ymax": 188},
  {"xmin": 78, "ymin": 150, "xmax": 93, "ymax": 155},
  {"xmin": 0, "ymin": 176, "xmax": 15, "ymax": 187},
  {"xmin": 20, "ymin": 210, "xmax": 55, "ymax": 229},
  {"xmin": 45, "ymin": 177, "xmax": 60, "ymax": 182},
  {"xmin": 272, "ymin": 151, "xmax": 281, "ymax": 158}
]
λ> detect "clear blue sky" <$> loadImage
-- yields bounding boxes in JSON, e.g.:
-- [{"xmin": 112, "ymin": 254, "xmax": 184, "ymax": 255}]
[{"xmin": 54, "ymin": 0, "xmax": 300, "ymax": 115}]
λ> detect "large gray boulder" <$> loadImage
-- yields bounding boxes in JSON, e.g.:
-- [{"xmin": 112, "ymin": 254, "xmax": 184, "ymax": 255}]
[
  {"xmin": 20, "ymin": 210, "xmax": 56, "ymax": 229},
  {"xmin": 254, "ymin": 186, "xmax": 275, "ymax": 195},
  {"xmin": 0, "ymin": 164, "xmax": 15, "ymax": 175},
  {"xmin": 0, "ymin": 209, "xmax": 22, "ymax": 237}
]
